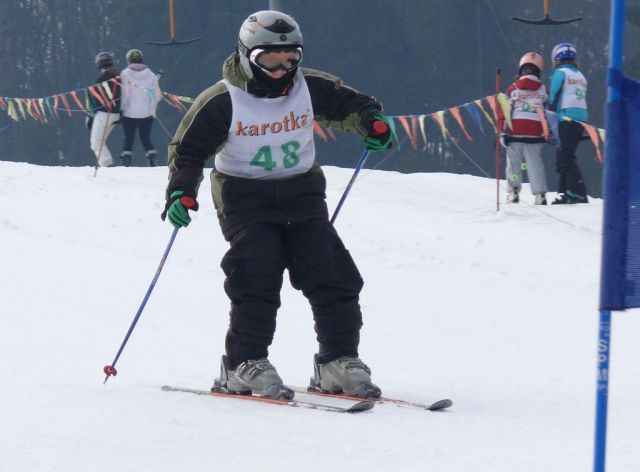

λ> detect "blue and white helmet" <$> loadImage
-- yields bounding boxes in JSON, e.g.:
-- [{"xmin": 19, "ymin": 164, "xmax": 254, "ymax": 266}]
[{"xmin": 551, "ymin": 43, "xmax": 577, "ymax": 62}]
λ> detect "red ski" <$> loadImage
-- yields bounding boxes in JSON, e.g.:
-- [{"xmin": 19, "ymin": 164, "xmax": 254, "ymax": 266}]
[
  {"xmin": 298, "ymin": 386, "xmax": 453, "ymax": 411},
  {"xmin": 161, "ymin": 385, "xmax": 374, "ymax": 414}
]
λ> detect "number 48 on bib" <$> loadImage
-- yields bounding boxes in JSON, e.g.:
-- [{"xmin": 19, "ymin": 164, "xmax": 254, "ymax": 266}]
[{"xmin": 251, "ymin": 140, "xmax": 301, "ymax": 171}]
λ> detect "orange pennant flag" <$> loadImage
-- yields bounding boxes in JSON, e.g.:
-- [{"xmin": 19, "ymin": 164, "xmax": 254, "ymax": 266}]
[
  {"xmin": 69, "ymin": 90, "xmax": 85, "ymax": 112},
  {"xmin": 170, "ymin": 94, "xmax": 187, "ymax": 112},
  {"xmin": 485, "ymin": 95, "xmax": 499, "ymax": 122},
  {"xmin": 161, "ymin": 93, "xmax": 181, "ymax": 111},
  {"xmin": 109, "ymin": 78, "xmax": 121, "ymax": 109},
  {"xmin": 534, "ymin": 106, "xmax": 550, "ymax": 141},
  {"xmin": 326, "ymin": 127, "xmax": 337, "ymax": 142},
  {"xmin": 59, "ymin": 94, "xmax": 73, "ymax": 117},
  {"xmin": 30, "ymin": 98, "xmax": 44, "ymax": 123},
  {"xmin": 449, "ymin": 107, "xmax": 473, "ymax": 142},
  {"xmin": 312, "ymin": 121, "xmax": 328, "ymax": 142},
  {"xmin": 162, "ymin": 93, "xmax": 186, "ymax": 113},
  {"xmin": 52, "ymin": 95, "xmax": 60, "ymax": 118},
  {"xmin": 411, "ymin": 116, "xmax": 420, "ymax": 147},
  {"xmin": 581, "ymin": 122, "xmax": 603, "ymax": 163},
  {"xmin": 88, "ymin": 86, "xmax": 107, "ymax": 110},
  {"xmin": 397, "ymin": 116, "xmax": 417, "ymax": 149},
  {"xmin": 431, "ymin": 112, "xmax": 449, "ymax": 140}
]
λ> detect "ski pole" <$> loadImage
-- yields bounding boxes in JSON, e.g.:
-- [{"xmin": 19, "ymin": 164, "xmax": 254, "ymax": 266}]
[
  {"xmin": 103, "ymin": 226, "xmax": 180, "ymax": 384},
  {"xmin": 330, "ymin": 149, "xmax": 370, "ymax": 224},
  {"xmin": 330, "ymin": 120, "xmax": 389, "ymax": 224},
  {"xmin": 495, "ymin": 67, "xmax": 502, "ymax": 212}
]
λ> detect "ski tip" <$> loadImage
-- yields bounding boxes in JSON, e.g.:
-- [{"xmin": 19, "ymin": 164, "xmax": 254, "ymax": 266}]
[
  {"xmin": 347, "ymin": 400, "xmax": 376, "ymax": 413},
  {"xmin": 428, "ymin": 399, "xmax": 453, "ymax": 411}
]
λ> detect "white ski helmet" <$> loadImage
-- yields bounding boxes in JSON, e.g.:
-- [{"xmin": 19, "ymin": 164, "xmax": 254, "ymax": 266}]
[
  {"xmin": 95, "ymin": 51, "xmax": 115, "ymax": 68},
  {"xmin": 237, "ymin": 10, "xmax": 303, "ymax": 79},
  {"xmin": 518, "ymin": 52, "xmax": 544, "ymax": 71}
]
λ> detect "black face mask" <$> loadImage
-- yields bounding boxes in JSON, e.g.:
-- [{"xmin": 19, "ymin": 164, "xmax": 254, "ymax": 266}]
[
  {"xmin": 519, "ymin": 64, "xmax": 541, "ymax": 78},
  {"xmin": 248, "ymin": 62, "xmax": 297, "ymax": 98}
]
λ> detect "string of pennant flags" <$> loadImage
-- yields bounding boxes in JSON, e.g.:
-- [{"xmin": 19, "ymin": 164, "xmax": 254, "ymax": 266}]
[
  {"xmin": 380, "ymin": 94, "xmax": 604, "ymax": 163},
  {"xmin": 0, "ymin": 77, "xmax": 193, "ymax": 123},
  {"xmin": 0, "ymin": 77, "xmax": 605, "ymax": 163}
]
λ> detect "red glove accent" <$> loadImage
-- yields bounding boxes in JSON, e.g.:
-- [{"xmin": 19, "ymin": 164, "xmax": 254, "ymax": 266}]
[
  {"xmin": 180, "ymin": 196, "xmax": 197, "ymax": 210},
  {"xmin": 372, "ymin": 120, "xmax": 389, "ymax": 136}
]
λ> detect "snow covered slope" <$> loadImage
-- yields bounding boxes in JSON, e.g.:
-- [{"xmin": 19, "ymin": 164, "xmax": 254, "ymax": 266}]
[{"xmin": 1, "ymin": 161, "xmax": 638, "ymax": 471}]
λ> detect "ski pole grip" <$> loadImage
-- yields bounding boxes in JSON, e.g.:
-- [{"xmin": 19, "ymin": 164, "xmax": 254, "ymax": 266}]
[
  {"xmin": 180, "ymin": 195, "xmax": 197, "ymax": 210},
  {"xmin": 372, "ymin": 120, "xmax": 388, "ymax": 136}
]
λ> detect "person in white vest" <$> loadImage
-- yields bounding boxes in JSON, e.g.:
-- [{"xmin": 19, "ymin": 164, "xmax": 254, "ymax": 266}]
[
  {"xmin": 89, "ymin": 51, "xmax": 120, "ymax": 167},
  {"xmin": 502, "ymin": 52, "xmax": 549, "ymax": 205},
  {"xmin": 119, "ymin": 49, "xmax": 161, "ymax": 167},
  {"xmin": 549, "ymin": 42, "xmax": 589, "ymax": 204},
  {"xmin": 162, "ymin": 10, "xmax": 392, "ymax": 400}
]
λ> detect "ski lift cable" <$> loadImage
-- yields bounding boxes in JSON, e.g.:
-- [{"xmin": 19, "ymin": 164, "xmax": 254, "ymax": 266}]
[
  {"xmin": 484, "ymin": 0, "xmax": 518, "ymax": 66},
  {"xmin": 155, "ymin": 114, "xmax": 175, "ymax": 139}
]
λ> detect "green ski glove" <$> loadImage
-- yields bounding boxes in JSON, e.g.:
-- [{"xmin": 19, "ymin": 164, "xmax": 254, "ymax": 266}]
[
  {"xmin": 161, "ymin": 190, "xmax": 199, "ymax": 228},
  {"xmin": 364, "ymin": 113, "xmax": 392, "ymax": 152}
]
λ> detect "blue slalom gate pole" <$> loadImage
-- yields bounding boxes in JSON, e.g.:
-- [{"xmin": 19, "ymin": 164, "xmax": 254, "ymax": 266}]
[
  {"xmin": 103, "ymin": 226, "xmax": 180, "ymax": 384},
  {"xmin": 330, "ymin": 149, "xmax": 370, "ymax": 224},
  {"xmin": 607, "ymin": 0, "xmax": 625, "ymax": 103},
  {"xmin": 594, "ymin": 1, "xmax": 625, "ymax": 470},
  {"xmin": 594, "ymin": 310, "xmax": 612, "ymax": 472}
]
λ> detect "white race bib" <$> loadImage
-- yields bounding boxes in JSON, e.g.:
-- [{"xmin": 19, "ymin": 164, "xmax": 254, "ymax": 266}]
[
  {"xmin": 510, "ymin": 84, "xmax": 547, "ymax": 122},
  {"xmin": 215, "ymin": 74, "xmax": 315, "ymax": 179},
  {"xmin": 559, "ymin": 68, "xmax": 587, "ymax": 110}
]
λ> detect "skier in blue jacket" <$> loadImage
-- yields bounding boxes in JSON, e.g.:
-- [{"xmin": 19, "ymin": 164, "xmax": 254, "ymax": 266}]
[{"xmin": 549, "ymin": 43, "xmax": 589, "ymax": 204}]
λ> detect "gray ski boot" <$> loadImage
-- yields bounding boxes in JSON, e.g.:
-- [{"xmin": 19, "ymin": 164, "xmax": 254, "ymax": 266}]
[
  {"xmin": 309, "ymin": 354, "xmax": 381, "ymax": 398},
  {"xmin": 212, "ymin": 355, "xmax": 294, "ymax": 399}
]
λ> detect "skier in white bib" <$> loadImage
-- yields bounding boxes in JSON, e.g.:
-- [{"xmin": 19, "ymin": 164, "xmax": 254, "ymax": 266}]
[
  {"xmin": 88, "ymin": 52, "xmax": 121, "ymax": 168},
  {"xmin": 548, "ymin": 42, "xmax": 589, "ymax": 204},
  {"xmin": 502, "ymin": 52, "xmax": 549, "ymax": 205},
  {"xmin": 162, "ymin": 11, "xmax": 392, "ymax": 399}
]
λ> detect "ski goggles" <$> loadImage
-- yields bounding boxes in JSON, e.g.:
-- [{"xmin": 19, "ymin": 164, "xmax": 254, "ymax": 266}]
[{"xmin": 249, "ymin": 47, "xmax": 302, "ymax": 73}]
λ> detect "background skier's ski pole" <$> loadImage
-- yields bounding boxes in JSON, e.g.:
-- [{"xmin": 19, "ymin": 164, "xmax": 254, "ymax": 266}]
[
  {"xmin": 103, "ymin": 226, "xmax": 180, "ymax": 384},
  {"xmin": 330, "ymin": 121, "xmax": 388, "ymax": 224}
]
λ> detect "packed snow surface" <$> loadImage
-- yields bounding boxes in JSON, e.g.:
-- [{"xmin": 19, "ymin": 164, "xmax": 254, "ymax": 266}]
[{"xmin": 1, "ymin": 161, "xmax": 638, "ymax": 471}]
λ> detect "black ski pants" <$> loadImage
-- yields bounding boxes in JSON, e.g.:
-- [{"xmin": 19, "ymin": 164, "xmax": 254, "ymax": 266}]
[
  {"xmin": 221, "ymin": 219, "xmax": 364, "ymax": 369},
  {"xmin": 121, "ymin": 116, "xmax": 155, "ymax": 153},
  {"xmin": 556, "ymin": 120, "xmax": 587, "ymax": 197}
]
